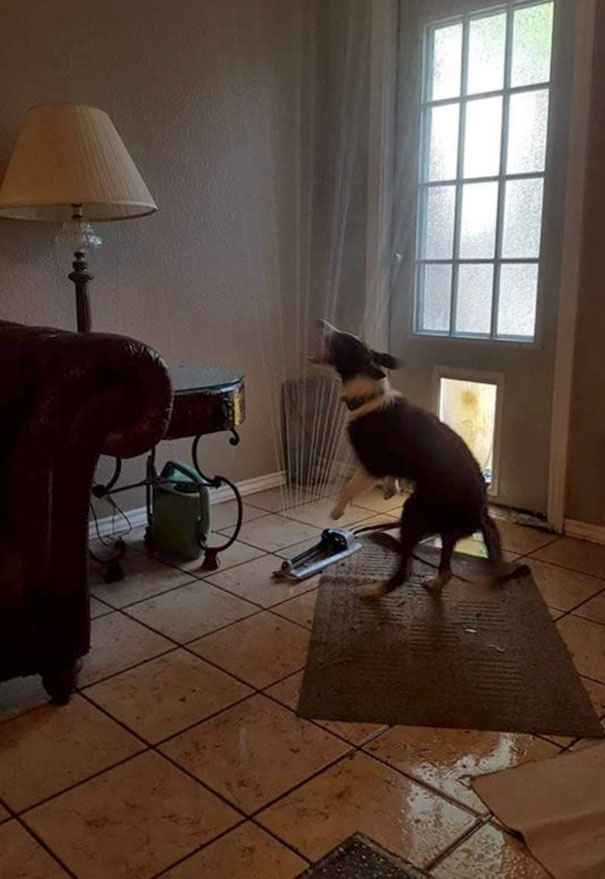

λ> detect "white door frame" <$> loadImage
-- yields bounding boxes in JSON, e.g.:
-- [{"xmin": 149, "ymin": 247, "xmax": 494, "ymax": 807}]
[{"xmin": 366, "ymin": 0, "xmax": 598, "ymax": 531}]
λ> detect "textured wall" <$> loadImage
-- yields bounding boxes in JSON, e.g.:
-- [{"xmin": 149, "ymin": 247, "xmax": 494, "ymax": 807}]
[
  {"xmin": 0, "ymin": 0, "xmax": 307, "ymax": 513},
  {"xmin": 566, "ymin": 0, "xmax": 605, "ymax": 525}
]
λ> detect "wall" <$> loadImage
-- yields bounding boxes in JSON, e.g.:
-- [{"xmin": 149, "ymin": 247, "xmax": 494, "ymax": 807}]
[
  {"xmin": 566, "ymin": 0, "xmax": 605, "ymax": 526},
  {"xmin": 0, "ymin": 0, "xmax": 307, "ymax": 514}
]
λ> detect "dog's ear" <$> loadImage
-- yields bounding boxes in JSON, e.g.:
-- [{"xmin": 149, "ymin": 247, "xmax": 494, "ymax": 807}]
[{"xmin": 371, "ymin": 350, "xmax": 400, "ymax": 371}]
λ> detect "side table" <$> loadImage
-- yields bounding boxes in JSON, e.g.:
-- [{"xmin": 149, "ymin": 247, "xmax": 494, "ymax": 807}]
[{"xmin": 93, "ymin": 365, "xmax": 245, "ymax": 572}]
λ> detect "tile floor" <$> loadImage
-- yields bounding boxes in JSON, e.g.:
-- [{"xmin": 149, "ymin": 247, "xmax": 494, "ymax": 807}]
[{"xmin": 1, "ymin": 487, "xmax": 605, "ymax": 879}]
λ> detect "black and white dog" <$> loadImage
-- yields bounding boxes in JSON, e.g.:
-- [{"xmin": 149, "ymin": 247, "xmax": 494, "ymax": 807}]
[{"xmin": 313, "ymin": 319, "xmax": 517, "ymax": 598}]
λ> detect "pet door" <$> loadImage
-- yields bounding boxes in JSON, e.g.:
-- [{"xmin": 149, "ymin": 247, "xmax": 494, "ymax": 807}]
[{"xmin": 438, "ymin": 374, "xmax": 500, "ymax": 491}]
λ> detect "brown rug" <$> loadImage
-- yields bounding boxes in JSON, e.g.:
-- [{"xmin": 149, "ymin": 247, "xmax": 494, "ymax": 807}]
[{"xmin": 297, "ymin": 533, "xmax": 604, "ymax": 737}]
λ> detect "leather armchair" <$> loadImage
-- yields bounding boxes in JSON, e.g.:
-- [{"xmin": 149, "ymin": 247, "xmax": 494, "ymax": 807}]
[{"xmin": 0, "ymin": 320, "xmax": 172, "ymax": 702}]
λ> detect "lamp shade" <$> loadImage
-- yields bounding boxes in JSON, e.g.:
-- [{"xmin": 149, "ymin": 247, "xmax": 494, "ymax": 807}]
[{"xmin": 0, "ymin": 104, "xmax": 157, "ymax": 221}]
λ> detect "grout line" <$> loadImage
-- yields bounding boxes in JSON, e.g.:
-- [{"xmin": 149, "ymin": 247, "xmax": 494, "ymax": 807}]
[
  {"xmin": 425, "ymin": 815, "xmax": 491, "ymax": 872},
  {"xmin": 13, "ymin": 814, "xmax": 81, "ymax": 879}
]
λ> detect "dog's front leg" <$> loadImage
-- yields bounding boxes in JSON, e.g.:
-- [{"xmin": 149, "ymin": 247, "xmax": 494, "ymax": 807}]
[
  {"xmin": 331, "ymin": 468, "xmax": 375, "ymax": 519},
  {"xmin": 382, "ymin": 476, "xmax": 400, "ymax": 500}
]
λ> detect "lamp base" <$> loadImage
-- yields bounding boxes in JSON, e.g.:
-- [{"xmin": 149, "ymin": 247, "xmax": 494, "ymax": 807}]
[{"xmin": 68, "ymin": 250, "xmax": 93, "ymax": 333}]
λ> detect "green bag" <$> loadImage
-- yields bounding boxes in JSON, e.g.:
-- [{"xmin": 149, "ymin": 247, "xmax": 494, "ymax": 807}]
[{"xmin": 151, "ymin": 461, "xmax": 210, "ymax": 560}]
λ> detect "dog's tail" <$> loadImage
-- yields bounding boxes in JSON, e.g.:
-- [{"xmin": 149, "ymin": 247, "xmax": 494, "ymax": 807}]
[{"xmin": 479, "ymin": 507, "xmax": 531, "ymax": 583}]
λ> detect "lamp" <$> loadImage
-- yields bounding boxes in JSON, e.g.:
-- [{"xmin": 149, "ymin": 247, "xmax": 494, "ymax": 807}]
[{"xmin": 0, "ymin": 104, "xmax": 157, "ymax": 332}]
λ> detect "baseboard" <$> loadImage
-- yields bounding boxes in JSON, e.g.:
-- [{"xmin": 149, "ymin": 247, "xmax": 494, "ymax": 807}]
[
  {"xmin": 89, "ymin": 470, "xmax": 286, "ymax": 540},
  {"xmin": 564, "ymin": 518, "xmax": 605, "ymax": 545}
]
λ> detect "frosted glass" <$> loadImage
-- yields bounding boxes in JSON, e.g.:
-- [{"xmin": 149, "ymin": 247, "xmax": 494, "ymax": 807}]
[
  {"xmin": 507, "ymin": 90, "xmax": 549, "ymax": 174},
  {"xmin": 456, "ymin": 264, "xmax": 493, "ymax": 334},
  {"xmin": 502, "ymin": 178, "xmax": 544, "ymax": 258},
  {"xmin": 511, "ymin": 3, "xmax": 554, "ymax": 87},
  {"xmin": 464, "ymin": 96, "xmax": 502, "ymax": 178},
  {"xmin": 497, "ymin": 264, "xmax": 538, "ymax": 338},
  {"xmin": 423, "ymin": 186, "xmax": 456, "ymax": 259},
  {"xmin": 468, "ymin": 13, "xmax": 506, "ymax": 95},
  {"xmin": 420, "ymin": 264, "xmax": 452, "ymax": 331},
  {"xmin": 440, "ymin": 378, "xmax": 497, "ymax": 480},
  {"xmin": 460, "ymin": 182, "xmax": 498, "ymax": 259},
  {"xmin": 426, "ymin": 104, "xmax": 459, "ymax": 181},
  {"xmin": 430, "ymin": 23, "xmax": 462, "ymax": 100}
]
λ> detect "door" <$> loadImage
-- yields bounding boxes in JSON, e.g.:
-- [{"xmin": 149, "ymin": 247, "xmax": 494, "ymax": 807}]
[{"xmin": 388, "ymin": 0, "xmax": 577, "ymax": 514}]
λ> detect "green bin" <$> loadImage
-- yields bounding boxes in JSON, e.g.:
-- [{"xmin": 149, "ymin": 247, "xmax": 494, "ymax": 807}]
[{"xmin": 151, "ymin": 461, "xmax": 210, "ymax": 560}]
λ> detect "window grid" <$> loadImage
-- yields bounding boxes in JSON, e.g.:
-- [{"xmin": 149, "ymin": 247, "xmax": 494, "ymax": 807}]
[{"xmin": 414, "ymin": 0, "xmax": 553, "ymax": 342}]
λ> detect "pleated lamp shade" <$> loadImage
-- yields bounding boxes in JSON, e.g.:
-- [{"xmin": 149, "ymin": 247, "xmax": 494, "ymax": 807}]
[{"xmin": 0, "ymin": 104, "xmax": 157, "ymax": 221}]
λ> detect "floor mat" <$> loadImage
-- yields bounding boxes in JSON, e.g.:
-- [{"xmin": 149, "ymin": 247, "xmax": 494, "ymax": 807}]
[
  {"xmin": 297, "ymin": 833, "xmax": 432, "ymax": 878},
  {"xmin": 297, "ymin": 533, "xmax": 603, "ymax": 737}
]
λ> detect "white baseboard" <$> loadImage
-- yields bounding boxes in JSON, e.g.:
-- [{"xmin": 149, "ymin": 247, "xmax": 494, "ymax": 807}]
[
  {"xmin": 563, "ymin": 518, "xmax": 605, "ymax": 545},
  {"xmin": 89, "ymin": 470, "xmax": 286, "ymax": 540}
]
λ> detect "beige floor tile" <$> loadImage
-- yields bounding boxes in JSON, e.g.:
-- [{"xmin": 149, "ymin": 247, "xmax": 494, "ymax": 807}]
[
  {"xmin": 160, "ymin": 694, "xmax": 349, "ymax": 813},
  {"xmin": 272, "ymin": 589, "xmax": 318, "ymax": 629},
  {"xmin": 125, "ymin": 581, "xmax": 258, "ymax": 643},
  {"xmin": 355, "ymin": 487, "xmax": 408, "ymax": 514},
  {"xmin": 494, "ymin": 522, "xmax": 558, "ymax": 556},
  {"xmin": 0, "ymin": 675, "xmax": 49, "ymax": 724},
  {"xmin": 209, "ymin": 500, "xmax": 269, "ymax": 531},
  {"xmin": 0, "ymin": 820, "xmax": 71, "ymax": 878},
  {"xmin": 202, "ymin": 540, "xmax": 266, "ymax": 571},
  {"xmin": 80, "ymin": 612, "xmax": 173, "ymax": 686},
  {"xmin": 574, "ymin": 589, "xmax": 605, "ymax": 625},
  {"xmin": 160, "ymin": 822, "xmax": 307, "ymax": 879},
  {"xmin": 125, "ymin": 530, "xmax": 265, "ymax": 574},
  {"xmin": 89, "ymin": 596, "xmax": 113, "ymax": 619},
  {"xmin": 245, "ymin": 486, "xmax": 316, "ymax": 513},
  {"xmin": 265, "ymin": 671, "xmax": 386, "ymax": 746},
  {"xmin": 556, "ymin": 615, "xmax": 605, "ymax": 682},
  {"xmin": 0, "ymin": 803, "xmax": 9, "ymax": 822},
  {"xmin": 548, "ymin": 607, "xmax": 564, "ymax": 620},
  {"xmin": 90, "ymin": 554, "xmax": 194, "ymax": 608},
  {"xmin": 234, "ymin": 515, "xmax": 321, "ymax": 552},
  {"xmin": 189, "ymin": 613, "xmax": 310, "ymax": 688},
  {"xmin": 205, "ymin": 554, "xmax": 318, "ymax": 608},
  {"xmin": 272, "ymin": 514, "xmax": 400, "ymax": 562},
  {"xmin": 281, "ymin": 498, "xmax": 373, "ymax": 529},
  {"xmin": 364, "ymin": 728, "xmax": 558, "ymax": 814},
  {"xmin": 0, "ymin": 695, "xmax": 142, "ymax": 811},
  {"xmin": 524, "ymin": 559, "xmax": 604, "ymax": 612},
  {"xmin": 274, "ymin": 536, "xmax": 326, "ymax": 560},
  {"xmin": 25, "ymin": 752, "xmax": 238, "ymax": 879},
  {"xmin": 432, "ymin": 822, "xmax": 550, "ymax": 878},
  {"xmin": 258, "ymin": 752, "xmax": 476, "ymax": 866},
  {"xmin": 85, "ymin": 650, "xmax": 252, "ymax": 743},
  {"xmin": 530, "ymin": 536, "xmax": 605, "ymax": 579}
]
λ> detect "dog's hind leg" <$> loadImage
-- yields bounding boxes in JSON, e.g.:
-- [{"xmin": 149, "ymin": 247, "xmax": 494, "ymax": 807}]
[
  {"xmin": 363, "ymin": 520, "xmax": 426, "ymax": 599},
  {"xmin": 423, "ymin": 533, "xmax": 456, "ymax": 592}
]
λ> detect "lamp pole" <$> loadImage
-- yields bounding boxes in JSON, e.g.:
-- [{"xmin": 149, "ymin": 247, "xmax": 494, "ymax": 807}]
[{"xmin": 67, "ymin": 204, "xmax": 93, "ymax": 333}]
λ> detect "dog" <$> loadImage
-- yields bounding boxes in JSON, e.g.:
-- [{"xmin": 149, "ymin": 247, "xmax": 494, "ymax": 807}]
[{"xmin": 313, "ymin": 319, "xmax": 518, "ymax": 598}]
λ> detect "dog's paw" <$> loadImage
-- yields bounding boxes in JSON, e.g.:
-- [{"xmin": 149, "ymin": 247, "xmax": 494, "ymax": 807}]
[
  {"xmin": 330, "ymin": 504, "xmax": 346, "ymax": 520},
  {"xmin": 422, "ymin": 573, "xmax": 450, "ymax": 592},
  {"xmin": 361, "ymin": 582, "xmax": 387, "ymax": 600}
]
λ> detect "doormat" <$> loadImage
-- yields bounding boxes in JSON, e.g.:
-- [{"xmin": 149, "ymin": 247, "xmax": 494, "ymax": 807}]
[
  {"xmin": 297, "ymin": 833, "xmax": 432, "ymax": 878},
  {"xmin": 297, "ymin": 532, "xmax": 604, "ymax": 737}
]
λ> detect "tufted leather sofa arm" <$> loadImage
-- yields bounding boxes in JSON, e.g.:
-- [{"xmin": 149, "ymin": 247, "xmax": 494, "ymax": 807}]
[{"xmin": 0, "ymin": 320, "xmax": 173, "ymax": 701}]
